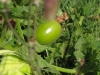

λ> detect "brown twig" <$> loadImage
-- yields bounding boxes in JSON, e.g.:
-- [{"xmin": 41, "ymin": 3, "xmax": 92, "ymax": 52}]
[
  {"xmin": 3, "ymin": 3, "xmax": 28, "ymax": 47},
  {"xmin": 27, "ymin": 0, "xmax": 43, "ymax": 75}
]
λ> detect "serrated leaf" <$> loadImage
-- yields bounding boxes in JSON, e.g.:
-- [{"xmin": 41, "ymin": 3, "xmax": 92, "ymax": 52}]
[
  {"xmin": 57, "ymin": 9, "xmax": 63, "ymax": 16},
  {"xmin": 5, "ymin": 39, "xmax": 16, "ymax": 46},
  {"xmin": 93, "ymin": 39, "xmax": 100, "ymax": 51},
  {"xmin": 23, "ymin": 6, "xmax": 28, "ymax": 12},
  {"xmin": 59, "ymin": 42, "xmax": 68, "ymax": 58},
  {"xmin": 23, "ymin": 27, "xmax": 34, "ymax": 37},
  {"xmin": 37, "ymin": 55, "xmax": 60, "ymax": 74},
  {"xmin": 17, "ymin": 45, "xmax": 60, "ymax": 74},
  {"xmin": 73, "ymin": 50, "xmax": 84, "ymax": 59},
  {"xmin": 75, "ymin": 28, "xmax": 82, "ymax": 36},
  {"xmin": 71, "ymin": 15, "xmax": 75, "ymax": 20},
  {"xmin": 35, "ymin": 42, "xmax": 48, "ymax": 53},
  {"xmin": 10, "ymin": 6, "xmax": 24, "ymax": 16},
  {"xmin": 87, "ymin": 20, "xmax": 94, "ymax": 28},
  {"xmin": 21, "ymin": 0, "xmax": 29, "ymax": 5},
  {"xmin": 6, "ymin": 30, "xmax": 13, "ymax": 40},
  {"xmin": 43, "ymin": 66, "xmax": 61, "ymax": 75},
  {"xmin": 75, "ymin": 37, "xmax": 86, "ymax": 51}
]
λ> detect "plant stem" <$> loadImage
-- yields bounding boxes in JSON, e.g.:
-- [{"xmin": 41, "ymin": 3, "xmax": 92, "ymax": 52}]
[
  {"xmin": 52, "ymin": 65, "xmax": 76, "ymax": 74},
  {"xmin": 27, "ymin": 1, "xmax": 35, "ymax": 75},
  {"xmin": 3, "ymin": 3, "xmax": 28, "ymax": 47},
  {"xmin": 27, "ymin": 0, "xmax": 42, "ymax": 75}
]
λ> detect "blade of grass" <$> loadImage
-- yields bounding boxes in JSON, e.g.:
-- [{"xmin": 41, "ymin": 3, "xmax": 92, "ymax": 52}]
[{"xmin": 15, "ymin": 18, "xmax": 24, "ymax": 40}]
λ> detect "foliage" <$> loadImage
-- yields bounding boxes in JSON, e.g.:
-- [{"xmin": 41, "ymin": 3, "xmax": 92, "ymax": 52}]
[{"xmin": 0, "ymin": 0, "xmax": 100, "ymax": 75}]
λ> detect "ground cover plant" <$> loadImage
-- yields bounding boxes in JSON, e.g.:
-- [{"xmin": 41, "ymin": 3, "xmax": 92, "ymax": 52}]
[{"xmin": 0, "ymin": 0, "xmax": 100, "ymax": 75}]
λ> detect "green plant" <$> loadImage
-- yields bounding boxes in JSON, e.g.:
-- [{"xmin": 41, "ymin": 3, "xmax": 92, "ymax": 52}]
[{"xmin": 0, "ymin": 0, "xmax": 100, "ymax": 75}]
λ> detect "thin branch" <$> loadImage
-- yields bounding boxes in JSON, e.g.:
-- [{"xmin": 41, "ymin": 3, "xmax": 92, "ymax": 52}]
[
  {"xmin": 3, "ymin": 4, "xmax": 28, "ymax": 47},
  {"xmin": 27, "ymin": 0, "xmax": 42, "ymax": 75}
]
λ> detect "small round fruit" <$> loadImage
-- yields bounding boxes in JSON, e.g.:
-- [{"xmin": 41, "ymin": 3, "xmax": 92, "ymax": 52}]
[{"xmin": 36, "ymin": 20, "xmax": 62, "ymax": 45}]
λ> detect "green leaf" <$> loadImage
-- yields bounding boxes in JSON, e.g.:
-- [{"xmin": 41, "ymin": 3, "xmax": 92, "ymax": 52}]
[
  {"xmin": 35, "ymin": 42, "xmax": 48, "ymax": 53},
  {"xmin": 74, "ymin": 36, "xmax": 86, "ymax": 60},
  {"xmin": 0, "ymin": 2, "xmax": 4, "ymax": 8},
  {"xmin": 75, "ymin": 37, "xmax": 86, "ymax": 51},
  {"xmin": 79, "ymin": 16, "xmax": 85, "ymax": 26},
  {"xmin": 17, "ymin": 45, "xmax": 60, "ymax": 74},
  {"xmin": 21, "ymin": 0, "xmax": 29, "ymax": 5},
  {"xmin": 22, "ymin": 6, "xmax": 28, "ymax": 12},
  {"xmin": 57, "ymin": 9, "xmax": 63, "ymax": 16},
  {"xmin": 6, "ymin": 30, "xmax": 13, "ymax": 40},
  {"xmin": 37, "ymin": 55, "xmax": 60, "ymax": 74},
  {"xmin": 87, "ymin": 20, "xmax": 94, "ymax": 28},
  {"xmin": 73, "ymin": 50, "xmax": 84, "ymax": 59},
  {"xmin": 23, "ymin": 27, "xmax": 34, "ymax": 37},
  {"xmin": 93, "ymin": 39, "xmax": 100, "ymax": 50},
  {"xmin": 0, "ymin": 38, "xmax": 5, "ymax": 46},
  {"xmin": 75, "ymin": 27, "xmax": 83, "ymax": 36},
  {"xmin": 71, "ymin": 15, "xmax": 75, "ymax": 20},
  {"xmin": 0, "ymin": 55, "xmax": 31, "ymax": 75},
  {"xmin": 82, "ymin": 0, "xmax": 96, "ymax": 16},
  {"xmin": 59, "ymin": 42, "xmax": 68, "ymax": 58},
  {"xmin": 7, "ymin": 70, "xmax": 24, "ymax": 75},
  {"xmin": 10, "ymin": 6, "xmax": 24, "ymax": 16},
  {"xmin": 15, "ymin": 19, "xmax": 24, "ymax": 40}
]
